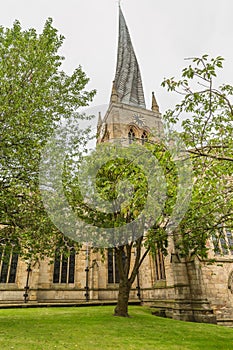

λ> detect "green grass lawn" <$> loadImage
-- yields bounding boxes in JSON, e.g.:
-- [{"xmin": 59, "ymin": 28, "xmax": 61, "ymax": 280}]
[{"xmin": 0, "ymin": 305, "xmax": 232, "ymax": 349}]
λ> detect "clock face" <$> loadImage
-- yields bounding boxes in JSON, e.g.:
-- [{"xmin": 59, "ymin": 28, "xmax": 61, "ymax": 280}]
[
  {"xmin": 100, "ymin": 122, "xmax": 106, "ymax": 139},
  {"xmin": 132, "ymin": 114, "xmax": 145, "ymax": 127}
]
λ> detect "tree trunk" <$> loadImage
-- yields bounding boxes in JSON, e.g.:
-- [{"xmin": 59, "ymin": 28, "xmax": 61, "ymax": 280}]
[{"xmin": 114, "ymin": 279, "xmax": 131, "ymax": 317}]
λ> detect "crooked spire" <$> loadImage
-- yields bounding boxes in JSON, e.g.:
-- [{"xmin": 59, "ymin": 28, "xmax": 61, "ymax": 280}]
[{"xmin": 113, "ymin": 6, "xmax": 146, "ymax": 108}]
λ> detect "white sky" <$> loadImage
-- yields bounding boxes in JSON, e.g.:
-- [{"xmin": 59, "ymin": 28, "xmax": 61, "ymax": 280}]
[{"xmin": 1, "ymin": 0, "xmax": 233, "ymax": 116}]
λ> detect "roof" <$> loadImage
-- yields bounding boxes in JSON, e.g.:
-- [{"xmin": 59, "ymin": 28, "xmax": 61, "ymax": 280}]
[{"xmin": 113, "ymin": 6, "xmax": 146, "ymax": 108}]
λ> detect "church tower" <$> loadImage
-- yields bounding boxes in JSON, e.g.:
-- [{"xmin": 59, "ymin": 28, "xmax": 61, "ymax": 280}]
[{"xmin": 97, "ymin": 5, "xmax": 162, "ymax": 144}]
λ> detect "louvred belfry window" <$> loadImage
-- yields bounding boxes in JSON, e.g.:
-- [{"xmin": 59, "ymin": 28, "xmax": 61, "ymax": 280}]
[
  {"xmin": 141, "ymin": 131, "xmax": 148, "ymax": 145},
  {"xmin": 128, "ymin": 128, "xmax": 135, "ymax": 144}
]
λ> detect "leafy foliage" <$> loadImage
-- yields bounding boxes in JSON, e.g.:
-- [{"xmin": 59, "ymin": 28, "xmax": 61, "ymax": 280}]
[
  {"xmin": 0, "ymin": 19, "xmax": 96, "ymax": 260},
  {"xmin": 162, "ymin": 55, "xmax": 233, "ymax": 257},
  {"xmin": 62, "ymin": 138, "xmax": 182, "ymax": 316}
]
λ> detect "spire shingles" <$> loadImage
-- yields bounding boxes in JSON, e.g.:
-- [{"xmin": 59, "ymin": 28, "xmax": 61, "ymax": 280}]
[{"xmin": 113, "ymin": 6, "xmax": 146, "ymax": 108}]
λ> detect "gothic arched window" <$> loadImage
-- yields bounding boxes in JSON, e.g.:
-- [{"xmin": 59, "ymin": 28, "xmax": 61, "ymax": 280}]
[
  {"xmin": 212, "ymin": 228, "xmax": 233, "ymax": 256},
  {"xmin": 107, "ymin": 249, "xmax": 119, "ymax": 284},
  {"xmin": 0, "ymin": 243, "xmax": 18, "ymax": 284},
  {"xmin": 108, "ymin": 248, "xmax": 126, "ymax": 284},
  {"xmin": 141, "ymin": 131, "xmax": 148, "ymax": 145},
  {"xmin": 53, "ymin": 248, "xmax": 76, "ymax": 284},
  {"xmin": 128, "ymin": 128, "xmax": 135, "ymax": 144},
  {"xmin": 154, "ymin": 248, "xmax": 166, "ymax": 281}
]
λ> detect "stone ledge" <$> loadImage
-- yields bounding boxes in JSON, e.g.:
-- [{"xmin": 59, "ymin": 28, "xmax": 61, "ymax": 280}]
[{"xmin": 0, "ymin": 299, "xmax": 141, "ymax": 309}]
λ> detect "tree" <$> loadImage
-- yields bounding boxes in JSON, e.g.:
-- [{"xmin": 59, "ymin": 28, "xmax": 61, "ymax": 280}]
[
  {"xmin": 62, "ymin": 139, "xmax": 184, "ymax": 317},
  {"xmin": 0, "ymin": 19, "xmax": 96, "ymax": 261},
  {"xmin": 162, "ymin": 55, "xmax": 233, "ymax": 257}
]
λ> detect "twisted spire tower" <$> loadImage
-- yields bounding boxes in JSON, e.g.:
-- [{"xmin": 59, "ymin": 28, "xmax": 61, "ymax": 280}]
[{"xmin": 113, "ymin": 6, "xmax": 146, "ymax": 108}]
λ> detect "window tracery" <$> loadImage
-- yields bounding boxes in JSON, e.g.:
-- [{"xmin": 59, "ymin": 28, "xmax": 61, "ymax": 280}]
[
  {"xmin": 128, "ymin": 128, "xmax": 135, "ymax": 144},
  {"xmin": 141, "ymin": 131, "xmax": 148, "ymax": 145}
]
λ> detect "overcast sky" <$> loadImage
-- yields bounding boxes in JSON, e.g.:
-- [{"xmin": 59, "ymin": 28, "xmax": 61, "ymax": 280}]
[{"xmin": 1, "ymin": 0, "xmax": 233, "ymax": 117}]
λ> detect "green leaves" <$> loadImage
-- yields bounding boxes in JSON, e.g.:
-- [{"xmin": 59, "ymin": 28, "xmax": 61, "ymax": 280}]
[
  {"xmin": 0, "ymin": 19, "xmax": 95, "ymax": 261},
  {"xmin": 162, "ymin": 54, "xmax": 233, "ymax": 258}
]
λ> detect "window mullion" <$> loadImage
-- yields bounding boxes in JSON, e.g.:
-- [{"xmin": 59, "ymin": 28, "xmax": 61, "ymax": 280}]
[
  {"xmin": 59, "ymin": 254, "xmax": 62, "ymax": 284},
  {"xmin": 6, "ymin": 248, "xmax": 13, "ymax": 283}
]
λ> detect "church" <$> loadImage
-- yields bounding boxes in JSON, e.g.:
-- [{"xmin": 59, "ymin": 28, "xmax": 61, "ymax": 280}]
[{"xmin": 0, "ymin": 5, "xmax": 233, "ymax": 326}]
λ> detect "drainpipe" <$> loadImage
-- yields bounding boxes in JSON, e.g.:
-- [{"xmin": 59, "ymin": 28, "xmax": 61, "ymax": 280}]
[
  {"xmin": 136, "ymin": 270, "xmax": 142, "ymax": 301},
  {"xmin": 24, "ymin": 261, "xmax": 32, "ymax": 303},
  {"xmin": 84, "ymin": 244, "xmax": 90, "ymax": 302}
]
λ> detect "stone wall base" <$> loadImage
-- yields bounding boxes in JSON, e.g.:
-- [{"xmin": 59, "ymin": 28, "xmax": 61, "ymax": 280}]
[
  {"xmin": 217, "ymin": 319, "xmax": 233, "ymax": 327},
  {"xmin": 147, "ymin": 298, "xmax": 217, "ymax": 324}
]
